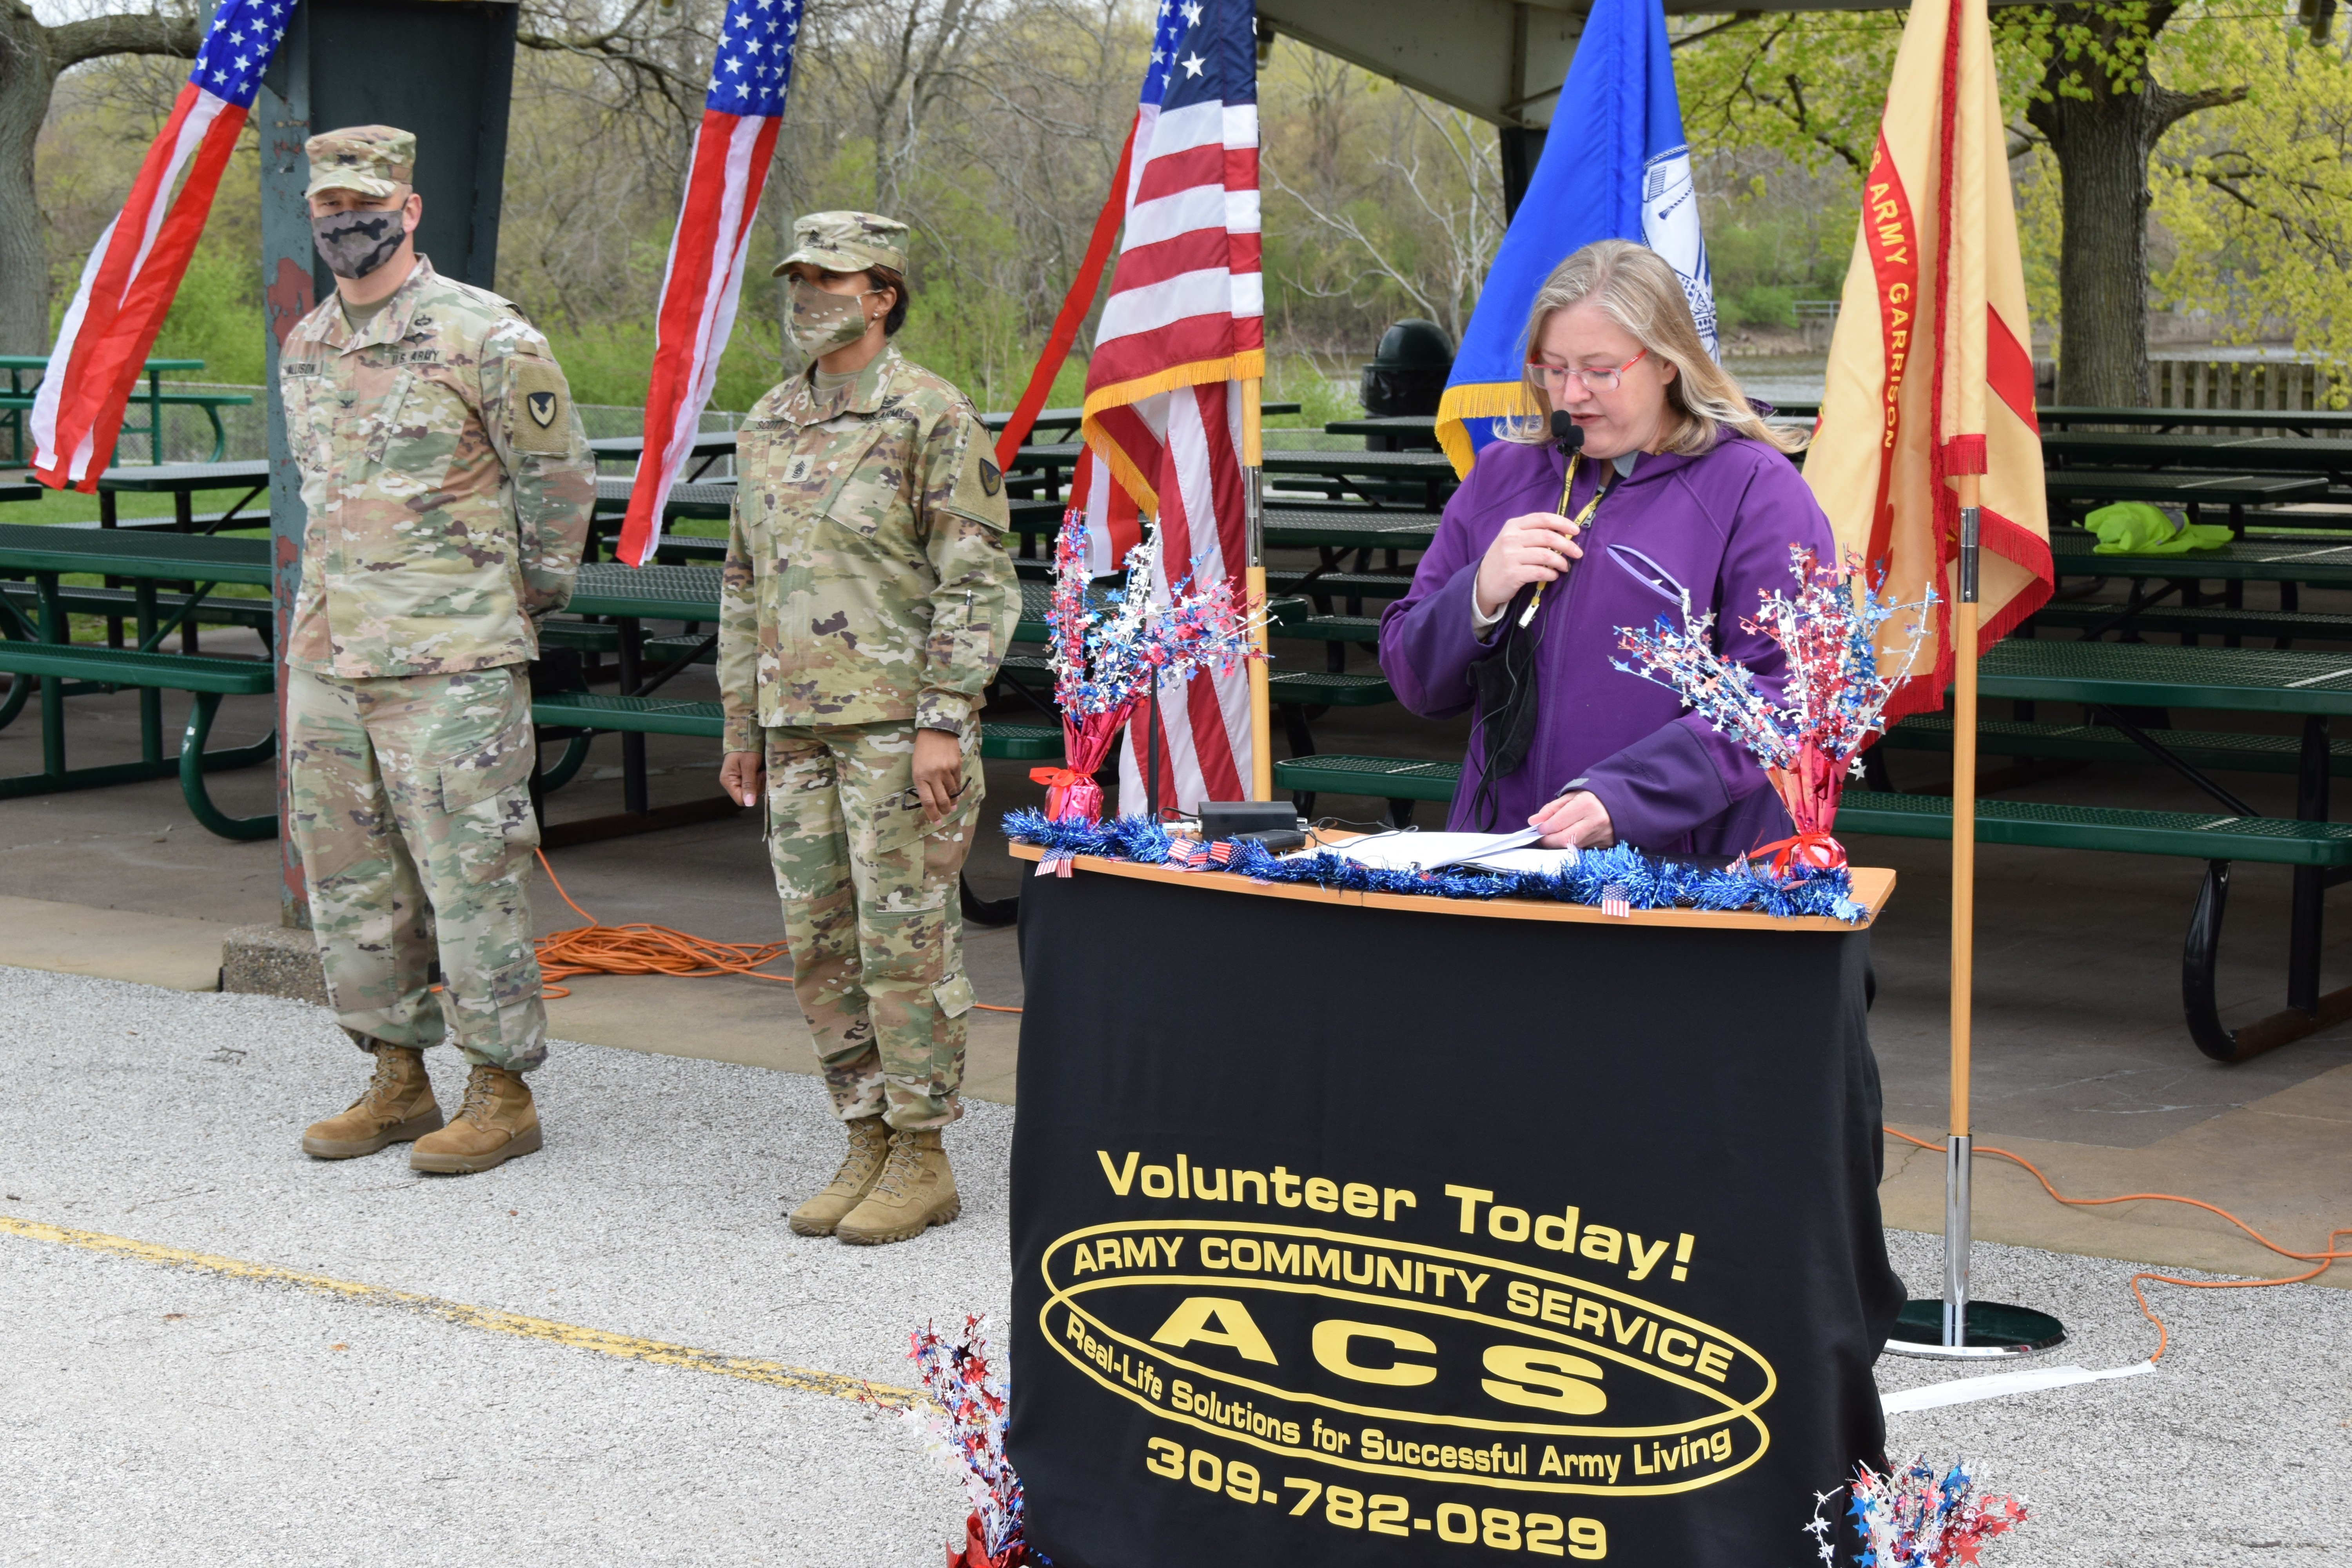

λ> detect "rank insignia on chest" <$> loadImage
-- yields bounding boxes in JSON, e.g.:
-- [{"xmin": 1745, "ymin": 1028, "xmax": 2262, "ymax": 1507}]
[
  {"xmin": 526, "ymin": 391, "xmax": 557, "ymax": 428},
  {"xmin": 782, "ymin": 454, "xmax": 816, "ymax": 484}
]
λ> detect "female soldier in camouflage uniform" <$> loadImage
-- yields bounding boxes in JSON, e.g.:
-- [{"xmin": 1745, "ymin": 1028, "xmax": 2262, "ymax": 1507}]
[{"xmin": 717, "ymin": 212, "xmax": 1016, "ymax": 1246}]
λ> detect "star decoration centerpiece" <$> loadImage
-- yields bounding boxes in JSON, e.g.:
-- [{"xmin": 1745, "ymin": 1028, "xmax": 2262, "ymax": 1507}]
[
  {"xmin": 1806, "ymin": 1457, "xmax": 2029, "ymax": 1566},
  {"xmin": 1615, "ymin": 546, "xmax": 1934, "ymax": 876},
  {"xmin": 1033, "ymin": 507, "xmax": 1268, "ymax": 826}
]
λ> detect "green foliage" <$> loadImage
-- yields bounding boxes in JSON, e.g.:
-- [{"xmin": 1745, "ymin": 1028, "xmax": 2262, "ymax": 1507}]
[
  {"xmin": 151, "ymin": 240, "xmax": 267, "ymax": 386},
  {"xmin": 1264, "ymin": 353, "xmax": 1362, "ymax": 430},
  {"xmin": 1702, "ymin": 185, "xmax": 1851, "ymax": 332},
  {"xmin": 1674, "ymin": 4, "xmax": 2352, "ymax": 379}
]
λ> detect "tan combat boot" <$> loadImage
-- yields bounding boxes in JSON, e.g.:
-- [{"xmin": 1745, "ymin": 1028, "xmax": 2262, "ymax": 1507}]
[
  {"xmin": 786, "ymin": 1114, "xmax": 893, "ymax": 1237},
  {"xmin": 836, "ymin": 1126, "xmax": 960, "ymax": 1245},
  {"xmin": 409, "ymin": 1065, "xmax": 541, "ymax": 1174},
  {"xmin": 301, "ymin": 1044, "xmax": 442, "ymax": 1159}
]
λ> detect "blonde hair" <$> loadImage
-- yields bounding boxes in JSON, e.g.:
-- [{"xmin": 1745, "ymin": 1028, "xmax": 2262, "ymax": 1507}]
[{"xmin": 1502, "ymin": 239, "xmax": 1804, "ymax": 457}]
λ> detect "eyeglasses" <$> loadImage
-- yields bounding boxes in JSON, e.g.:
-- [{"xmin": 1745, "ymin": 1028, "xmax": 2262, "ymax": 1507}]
[{"xmin": 1532, "ymin": 348, "xmax": 1649, "ymax": 394}]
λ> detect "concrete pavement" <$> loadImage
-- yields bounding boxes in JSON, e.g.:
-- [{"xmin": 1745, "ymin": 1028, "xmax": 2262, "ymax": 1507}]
[{"xmin": 2, "ymin": 967, "xmax": 2347, "ymax": 1565}]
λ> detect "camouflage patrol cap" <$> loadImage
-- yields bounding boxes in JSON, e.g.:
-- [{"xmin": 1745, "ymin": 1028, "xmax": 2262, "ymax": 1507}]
[
  {"xmin": 772, "ymin": 211, "xmax": 910, "ymax": 278},
  {"xmin": 304, "ymin": 125, "xmax": 417, "ymax": 200}
]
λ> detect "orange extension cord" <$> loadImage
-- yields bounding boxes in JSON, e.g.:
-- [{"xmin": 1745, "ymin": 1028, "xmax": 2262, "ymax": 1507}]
[
  {"xmin": 532, "ymin": 850, "xmax": 792, "ymax": 997},
  {"xmin": 530, "ymin": 851, "xmax": 1022, "ymax": 1011},
  {"xmin": 1882, "ymin": 1125, "xmax": 2350, "ymax": 1361}
]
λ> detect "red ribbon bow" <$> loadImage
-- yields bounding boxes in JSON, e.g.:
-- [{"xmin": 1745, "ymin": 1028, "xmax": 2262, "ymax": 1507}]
[
  {"xmin": 1746, "ymin": 829, "xmax": 1847, "ymax": 877},
  {"xmin": 1029, "ymin": 766, "xmax": 1103, "ymax": 825}
]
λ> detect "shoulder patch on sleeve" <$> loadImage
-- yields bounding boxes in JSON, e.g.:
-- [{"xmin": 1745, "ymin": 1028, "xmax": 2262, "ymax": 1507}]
[
  {"xmin": 946, "ymin": 431, "xmax": 1009, "ymax": 527},
  {"xmin": 509, "ymin": 359, "xmax": 572, "ymax": 456}
]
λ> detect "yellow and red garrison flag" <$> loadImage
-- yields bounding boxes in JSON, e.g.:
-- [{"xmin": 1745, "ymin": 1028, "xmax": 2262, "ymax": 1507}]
[{"xmin": 1803, "ymin": 0, "xmax": 2052, "ymax": 726}]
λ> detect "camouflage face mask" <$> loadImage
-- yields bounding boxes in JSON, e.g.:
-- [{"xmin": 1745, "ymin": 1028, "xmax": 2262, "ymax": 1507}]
[
  {"xmin": 312, "ymin": 205, "xmax": 408, "ymax": 280},
  {"xmin": 787, "ymin": 278, "xmax": 878, "ymax": 360}
]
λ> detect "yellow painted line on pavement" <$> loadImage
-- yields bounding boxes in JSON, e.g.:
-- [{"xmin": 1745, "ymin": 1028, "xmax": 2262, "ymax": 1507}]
[{"xmin": 0, "ymin": 1212, "xmax": 922, "ymax": 1407}]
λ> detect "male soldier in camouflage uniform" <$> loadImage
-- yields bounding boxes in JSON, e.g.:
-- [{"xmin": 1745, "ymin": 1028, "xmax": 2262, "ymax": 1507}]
[
  {"xmin": 717, "ymin": 211, "xmax": 1016, "ymax": 1245},
  {"xmin": 283, "ymin": 126, "xmax": 595, "ymax": 1174}
]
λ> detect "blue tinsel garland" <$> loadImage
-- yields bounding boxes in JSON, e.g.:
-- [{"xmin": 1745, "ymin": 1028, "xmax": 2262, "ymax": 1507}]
[{"xmin": 1002, "ymin": 809, "xmax": 1866, "ymax": 924}]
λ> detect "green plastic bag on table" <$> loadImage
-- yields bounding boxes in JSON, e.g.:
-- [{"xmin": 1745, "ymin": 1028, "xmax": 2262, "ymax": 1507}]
[{"xmin": 2084, "ymin": 500, "xmax": 2232, "ymax": 555}]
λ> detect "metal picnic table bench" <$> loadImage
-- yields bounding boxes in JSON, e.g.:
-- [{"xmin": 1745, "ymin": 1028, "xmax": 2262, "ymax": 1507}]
[
  {"xmin": 76, "ymin": 461, "xmax": 275, "ymax": 653},
  {"xmin": 2033, "ymin": 406, "xmax": 2352, "ymax": 437},
  {"xmin": 1763, "ymin": 400, "xmax": 2352, "ymax": 445},
  {"xmin": 0, "ymin": 523, "xmax": 274, "ymax": 837},
  {"xmin": 1284, "ymin": 636, "xmax": 2352, "ymax": 1063},
  {"xmin": 2043, "ymin": 524, "xmax": 2352, "ymax": 633},
  {"xmin": 587, "ymin": 431, "xmax": 738, "ymax": 481},
  {"xmin": 1323, "ymin": 415, "xmax": 1441, "ymax": 450},
  {"xmin": 1, "ymin": 356, "xmax": 252, "ymax": 466},
  {"xmin": 980, "ymin": 402, "xmax": 1298, "ymax": 443},
  {"xmin": 2041, "ymin": 469, "xmax": 2328, "ymax": 529},
  {"xmin": 585, "ymin": 477, "xmax": 737, "ymax": 561},
  {"xmin": 1012, "ymin": 442, "xmax": 1459, "ymax": 510}
]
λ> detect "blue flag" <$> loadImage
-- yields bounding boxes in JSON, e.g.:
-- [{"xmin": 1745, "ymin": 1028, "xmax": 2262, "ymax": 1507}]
[{"xmin": 1434, "ymin": 0, "xmax": 1714, "ymax": 476}]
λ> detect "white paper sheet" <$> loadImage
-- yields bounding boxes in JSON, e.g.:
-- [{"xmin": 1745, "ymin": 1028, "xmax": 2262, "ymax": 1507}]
[{"xmin": 1313, "ymin": 831, "xmax": 1575, "ymax": 875}]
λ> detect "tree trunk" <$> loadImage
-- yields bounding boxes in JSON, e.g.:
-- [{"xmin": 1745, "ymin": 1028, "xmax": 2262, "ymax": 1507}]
[
  {"xmin": 0, "ymin": 4, "xmax": 203, "ymax": 356},
  {"xmin": 2028, "ymin": 46, "xmax": 2165, "ymax": 405},
  {"xmin": 2025, "ymin": 4, "xmax": 2241, "ymax": 408},
  {"xmin": 0, "ymin": 4, "xmax": 61, "ymax": 355}
]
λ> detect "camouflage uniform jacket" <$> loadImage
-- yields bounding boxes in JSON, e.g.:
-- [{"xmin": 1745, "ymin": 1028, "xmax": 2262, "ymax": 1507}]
[
  {"xmin": 280, "ymin": 256, "xmax": 595, "ymax": 677},
  {"xmin": 719, "ymin": 343, "xmax": 1016, "ymax": 751}
]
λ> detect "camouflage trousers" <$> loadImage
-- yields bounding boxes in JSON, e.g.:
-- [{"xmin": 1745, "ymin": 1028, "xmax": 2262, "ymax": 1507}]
[
  {"xmin": 764, "ymin": 720, "xmax": 982, "ymax": 1131},
  {"xmin": 286, "ymin": 664, "xmax": 548, "ymax": 1072}
]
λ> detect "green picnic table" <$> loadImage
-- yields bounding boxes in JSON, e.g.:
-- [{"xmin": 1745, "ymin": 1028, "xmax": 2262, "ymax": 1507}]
[
  {"xmin": 1, "ymin": 475, "xmax": 38, "ymax": 504},
  {"xmin": 1323, "ymin": 416, "xmax": 1439, "ymax": 448},
  {"xmin": 2042, "ymin": 430, "xmax": 2352, "ymax": 483},
  {"xmin": 2042, "ymin": 468, "xmax": 2327, "ymax": 530},
  {"xmin": 2036, "ymin": 405, "xmax": 2352, "ymax": 437},
  {"xmin": 0, "ymin": 523, "xmax": 274, "ymax": 834},
  {"xmin": 1013, "ymin": 442, "xmax": 1458, "ymax": 510},
  {"xmin": 561, "ymin": 562, "xmax": 727, "ymax": 815},
  {"xmin": 1900, "ymin": 636, "xmax": 2352, "ymax": 1058},
  {"xmin": 587, "ymin": 431, "xmax": 740, "ymax": 484},
  {"xmin": 0, "ymin": 356, "xmax": 250, "ymax": 465},
  {"xmin": 980, "ymin": 403, "xmax": 1299, "ymax": 442},
  {"xmin": 2044, "ymin": 524, "xmax": 2352, "ymax": 635},
  {"xmin": 94, "ymin": 459, "xmax": 272, "ymax": 532},
  {"xmin": 85, "ymin": 460, "xmax": 274, "ymax": 652},
  {"xmin": 583, "ymin": 476, "xmax": 737, "ymax": 564},
  {"xmin": 1760, "ymin": 400, "xmax": 2352, "ymax": 439}
]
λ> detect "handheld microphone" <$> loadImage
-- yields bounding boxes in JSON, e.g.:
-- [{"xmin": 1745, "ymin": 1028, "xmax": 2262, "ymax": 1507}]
[{"xmin": 1519, "ymin": 415, "xmax": 1588, "ymax": 629}]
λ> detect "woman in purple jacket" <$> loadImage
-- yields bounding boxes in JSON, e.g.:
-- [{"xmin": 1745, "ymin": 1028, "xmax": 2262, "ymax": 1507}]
[{"xmin": 1379, "ymin": 240, "xmax": 1834, "ymax": 859}]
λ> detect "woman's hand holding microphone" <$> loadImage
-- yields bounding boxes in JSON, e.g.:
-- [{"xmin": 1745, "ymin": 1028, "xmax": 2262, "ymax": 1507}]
[
  {"xmin": 1474, "ymin": 511, "xmax": 1586, "ymax": 621},
  {"xmin": 1468, "ymin": 510, "xmax": 1615, "ymax": 849}
]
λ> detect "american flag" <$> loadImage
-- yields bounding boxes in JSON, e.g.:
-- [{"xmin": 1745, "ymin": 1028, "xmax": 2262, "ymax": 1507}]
[
  {"xmin": 31, "ymin": 0, "xmax": 290, "ymax": 490},
  {"xmin": 615, "ymin": 0, "xmax": 802, "ymax": 567},
  {"xmin": 1083, "ymin": 0, "xmax": 1263, "ymax": 812}
]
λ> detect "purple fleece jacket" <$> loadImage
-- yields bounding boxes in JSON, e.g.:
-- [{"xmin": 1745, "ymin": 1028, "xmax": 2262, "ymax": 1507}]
[{"xmin": 1377, "ymin": 434, "xmax": 1837, "ymax": 858}]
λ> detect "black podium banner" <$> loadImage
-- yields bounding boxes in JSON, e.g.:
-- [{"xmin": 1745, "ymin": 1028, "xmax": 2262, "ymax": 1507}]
[{"xmin": 1008, "ymin": 866, "xmax": 1903, "ymax": 1567}]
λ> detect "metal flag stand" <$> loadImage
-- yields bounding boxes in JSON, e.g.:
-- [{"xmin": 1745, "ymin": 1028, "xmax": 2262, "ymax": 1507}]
[
  {"xmin": 1242, "ymin": 374, "xmax": 1273, "ymax": 800},
  {"xmin": 1886, "ymin": 472, "xmax": 2067, "ymax": 1359}
]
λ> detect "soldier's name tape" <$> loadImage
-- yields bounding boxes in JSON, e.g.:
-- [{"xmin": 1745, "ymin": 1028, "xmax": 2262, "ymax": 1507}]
[{"xmin": 0, "ymin": 1211, "xmax": 921, "ymax": 1407}]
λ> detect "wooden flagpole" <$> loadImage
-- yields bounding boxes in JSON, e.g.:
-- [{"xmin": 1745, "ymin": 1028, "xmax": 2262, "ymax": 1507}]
[{"xmin": 1241, "ymin": 376, "xmax": 1272, "ymax": 800}]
